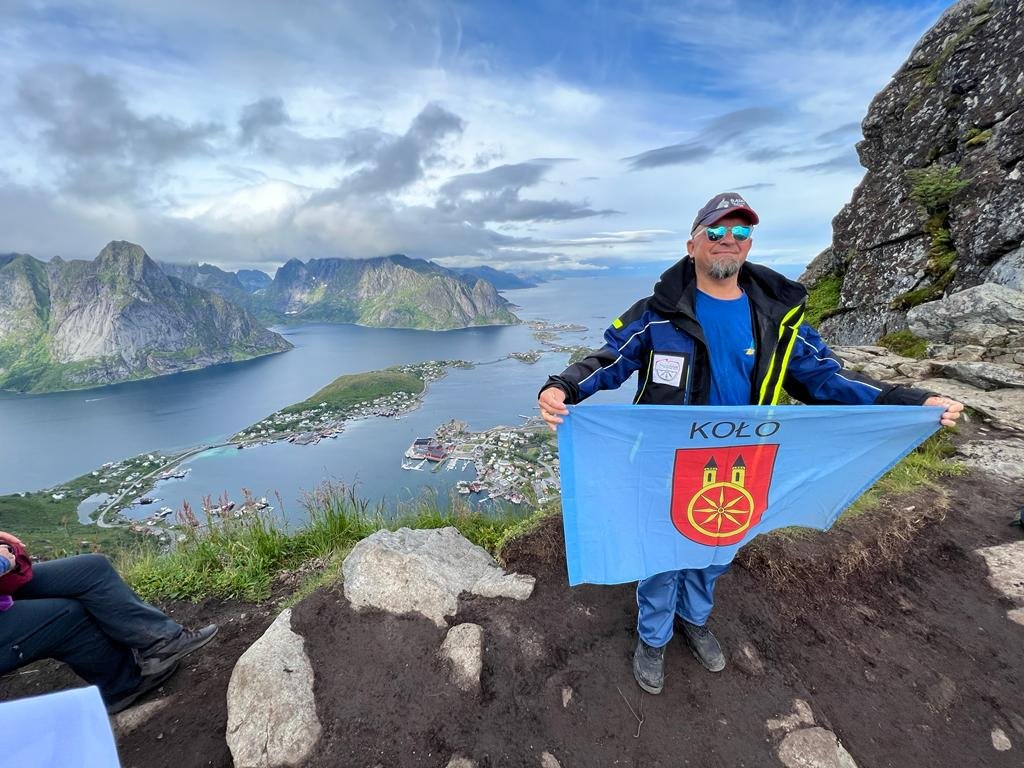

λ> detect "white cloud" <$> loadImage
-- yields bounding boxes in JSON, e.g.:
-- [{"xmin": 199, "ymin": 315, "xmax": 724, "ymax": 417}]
[
  {"xmin": 169, "ymin": 180, "xmax": 314, "ymax": 229},
  {"xmin": 535, "ymin": 81, "xmax": 604, "ymax": 119},
  {"xmin": 0, "ymin": 0, "xmax": 947, "ymax": 274}
]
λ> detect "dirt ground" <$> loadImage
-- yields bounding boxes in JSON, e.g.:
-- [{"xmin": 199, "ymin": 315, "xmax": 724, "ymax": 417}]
[
  {"xmin": 0, "ymin": 596, "xmax": 277, "ymax": 768},
  {"xmin": 2, "ymin": 427, "xmax": 1023, "ymax": 767}
]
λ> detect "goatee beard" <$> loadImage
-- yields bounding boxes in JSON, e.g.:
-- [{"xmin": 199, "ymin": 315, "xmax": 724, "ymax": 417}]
[{"xmin": 705, "ymin": 258, "xmax": 741, "ymax": 280}]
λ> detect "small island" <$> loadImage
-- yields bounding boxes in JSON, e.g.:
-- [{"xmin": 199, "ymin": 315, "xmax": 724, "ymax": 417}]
[
  {"xmin": 508, "ymin": 350, "xmax": 543, "ymax": 364},
  {"xmin": 1, "ymin": 343, "xmax": 584, "ymax": 555},
  {"xmin": 231, "ymin": 360, "xmax": 472, "ymax": 446}
]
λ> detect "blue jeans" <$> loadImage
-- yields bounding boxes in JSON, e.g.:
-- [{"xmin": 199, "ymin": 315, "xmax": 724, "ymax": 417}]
[
  {"xmin": 0, "ymin": 554, "xmax": 182, "ymax": 703},
  {"xmin": 636, "ymin": 564, "xmax": 731, "ymax": 648}
]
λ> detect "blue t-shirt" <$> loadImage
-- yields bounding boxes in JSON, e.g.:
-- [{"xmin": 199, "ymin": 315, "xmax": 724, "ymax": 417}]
[{"xmin": 694, "ymin": 289, "xmax": 755, "ymax": 405}]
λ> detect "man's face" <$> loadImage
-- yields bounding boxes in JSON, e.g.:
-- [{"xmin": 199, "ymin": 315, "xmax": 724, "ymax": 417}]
[{"xmin": 686, "ymin": 214, "xmax": 754, "ymax": 280}]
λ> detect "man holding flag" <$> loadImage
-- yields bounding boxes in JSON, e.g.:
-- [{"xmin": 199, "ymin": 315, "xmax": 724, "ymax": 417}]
[{"xmin": 537, "ymin": 192, "xmax": 963, "ymax": 695}]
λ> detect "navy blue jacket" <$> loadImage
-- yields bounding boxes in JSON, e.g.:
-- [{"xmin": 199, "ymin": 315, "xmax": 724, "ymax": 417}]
[{"xmin": 543, "ymin": 257, "xmax": 932, "ymax": 407}]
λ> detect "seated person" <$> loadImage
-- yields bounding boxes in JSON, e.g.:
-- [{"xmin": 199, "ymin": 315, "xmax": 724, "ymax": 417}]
[{"xmin": 0, "ymin": 531, "xmax": 217, "ymax": 714}]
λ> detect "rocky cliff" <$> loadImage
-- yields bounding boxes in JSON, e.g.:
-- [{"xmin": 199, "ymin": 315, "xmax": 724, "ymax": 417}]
[
  {"xmin": 157, "ymin": 261, "xmax": 254, "ymax": 308},
  {"xmin": 0, "ymin": 241, "xmax": 292, "ymax": 393},
  {"xmin": 257, "ymin": 254, "xmax": 519, "ymax": 329},
  {"xmin": 450, "ymin": 265, "xmax": 537, "ymax": 290},
  {"xmin": 236, "ymin": 268, "xmax": 272, "ymax": 293},
  {"xmin": 803, "ymin": 0, "xmax": 1024, "ymax": 355}
]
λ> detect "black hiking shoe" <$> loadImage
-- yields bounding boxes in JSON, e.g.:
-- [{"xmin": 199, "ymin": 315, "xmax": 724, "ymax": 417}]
[
  {"xmin": 139, "ymin": 624, "xmax": 219, "ymax": 677},
  {"xmin": 106, "ymin": 662, "xmax": 179, "ymax": 715},
  {"xmin": 678, "ymin": 619, "xmax": 726, "ymax": 672},
  {"xmin": 632, "ymin": 637, "xmax": 665, "ymax": 694}
]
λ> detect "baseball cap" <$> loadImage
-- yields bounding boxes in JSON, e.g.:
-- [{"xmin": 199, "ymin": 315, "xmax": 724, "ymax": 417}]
[{"xmin": 691, "ymin": 192, "xmax": 760, "ymax": 233}]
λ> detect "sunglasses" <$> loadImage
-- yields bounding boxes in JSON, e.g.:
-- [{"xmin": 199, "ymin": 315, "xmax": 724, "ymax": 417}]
[{"xmin": 699, "ymin": 224, "xmax": 753, "ymax": 242}]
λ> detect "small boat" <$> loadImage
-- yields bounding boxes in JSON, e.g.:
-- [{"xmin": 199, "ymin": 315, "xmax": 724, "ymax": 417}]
[{"xmin": 138, "ymin": 497, "xmax": 155, "ymax": 505}]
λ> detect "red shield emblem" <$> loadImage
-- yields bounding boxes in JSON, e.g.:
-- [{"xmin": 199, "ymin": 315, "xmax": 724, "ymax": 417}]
[{"xmin": 670, "ymin": 444, "xmax": 778, "ymax": 546}]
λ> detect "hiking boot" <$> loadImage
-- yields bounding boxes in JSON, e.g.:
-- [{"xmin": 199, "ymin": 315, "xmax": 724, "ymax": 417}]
[
  {"xmin": 106, "ymin": 662, "xmax": 179, "ymax": 715},
  {"xmin": 632, "ymin": 637, "xmax": 665, "ymax": 694},
  {"xmin": 139, "ymin": 624, "xmax": 219, "ymax": 677},
  {"xmin": 678, "ymin": 619, "xmax": 726, "ymax": 672}
]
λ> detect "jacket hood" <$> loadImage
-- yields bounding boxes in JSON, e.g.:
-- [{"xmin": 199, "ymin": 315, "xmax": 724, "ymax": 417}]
[{"xmin": 649, "ymin": 257, "xmax": 808, "ymax": 321}]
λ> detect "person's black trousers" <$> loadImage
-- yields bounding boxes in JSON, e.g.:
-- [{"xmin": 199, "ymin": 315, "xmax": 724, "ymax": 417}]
[{"xmin": 0, "ymin": 554, "xmax": 182, "ymax": 702}]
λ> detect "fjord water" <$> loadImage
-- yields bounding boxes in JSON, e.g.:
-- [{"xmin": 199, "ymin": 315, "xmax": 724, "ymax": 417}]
[{"xmin": 0, "ymin": 275, "xmax": 652, "ymax": 518}]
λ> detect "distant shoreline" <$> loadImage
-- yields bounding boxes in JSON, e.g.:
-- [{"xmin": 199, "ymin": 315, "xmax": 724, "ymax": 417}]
[{"xmin": 1, "ymin": 318, "xmax": 584, "ymax": 555}]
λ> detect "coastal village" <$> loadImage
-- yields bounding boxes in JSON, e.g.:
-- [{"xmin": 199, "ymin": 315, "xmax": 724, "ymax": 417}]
[
  {"xmin": 15, "ymin": 333, "xmax": 587, "ymax": 549},
  {"xmin": 37, "ymin": 453, "xmax": 275, "ymax": 544},
  {"xmin": 404, "ymin": 418, "xmax": 560, "ymax": 507},
  {"xmin": 229, "ymin": 360, "xmax": 459, "ymax": 447},
  {"xmin": 228, "ymin": 352, "xmax": 568, "ymax": 508}
]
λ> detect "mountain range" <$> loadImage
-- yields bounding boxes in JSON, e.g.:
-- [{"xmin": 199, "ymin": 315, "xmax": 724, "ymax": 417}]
[
  {"xmin": 0, "ymin": 244, "xmax": 522, "ymax": 392},
  {"xmin": 450, "ymin": 265, "xmax": 537, "ymax": 290},
  {"xmin": 254, "ymin": 254, "xmax": 518, "ymax": 328},
  {"xmin": 0, "ymin": 242, "xmax": 292, "ymax": 393},
  {"xmin": 159, "ymin": 257, "xmax": 527, "ymax": 327}
]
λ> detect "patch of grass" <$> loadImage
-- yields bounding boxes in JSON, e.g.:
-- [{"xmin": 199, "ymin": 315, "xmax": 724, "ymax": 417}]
[
  {"xmin": 843, "ymin": 429, "xmax": 963, "ymax": 519},
  {"xmin": 393, "ymin": 499, "xmax": 531, "ymax": 555},
  {"xmin": 804, "ymin": 274, "xmax": 843, "ymax": 326},
  {"xmin": 235, "ymin": 361, "xmax": 463, "ymax": 441},
  {"xmin": 278, "ymin": 552, "xmax": 346, "ymax": 609},
  {"xmin": 744, "ymin": 429, "xmax": 963, "ymax": 583},
  {"xmin": 494, "ymin": 501, "xmax": 561, "ymax": 564},
  {"xmin": 0, "ymin": 491, "xmax": 134, "ymax": 558},
  {"xmin": 964, "ymin": 127, "xmax": 993, "ymax": 147},
  {"xmin": 774, "ymin": 390, "xmax": 799, "ymax": 406},
  {"xmin": 284, "ymin": 368, "xmax": 425, "ymax": 414},
  {"xmin": 891, "ymin": 264, "xmax": 957, "ymax": 310},
  {"xmin": 924, "ymin": 222, "xmax": 957, "ymax": 277},
  {"xmin": 907, "ymin": 166, "xmax": 969, "ymax": 214},
  {"xmin": 878, "ymin": 329, "xmax": 929, "ymax": 359},
  {"xmin": 891, "ymin": 164, "xmax": 969, "ymax": 311},
  {"xmin": 119, "ymin": 481, "xmax": 544, "ymax": 603}
]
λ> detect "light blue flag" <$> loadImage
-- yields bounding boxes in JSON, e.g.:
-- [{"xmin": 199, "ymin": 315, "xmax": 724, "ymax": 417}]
[
  {"xmin": 558, "ymin": 404, "xmax": 942, "ymax": 586},
  {"xmin": 4, "ymin": 685, "xmax": 121, "ymax": 767}
]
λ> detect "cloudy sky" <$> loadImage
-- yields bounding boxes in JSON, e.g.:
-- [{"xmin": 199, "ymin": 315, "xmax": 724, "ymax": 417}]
[{"xmin": 0, "ymin": 0, "xmax": 948, "ymax": 276}]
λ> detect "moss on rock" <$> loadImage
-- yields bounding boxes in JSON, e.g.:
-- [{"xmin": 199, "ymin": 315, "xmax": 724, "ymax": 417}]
[
  {"xmin": 805, "ymin": 274, "xmax": 843, "ymax": 327},
  {"xmin": 878, "ymin": 329, "xmax": 929, "ymax": 359}
]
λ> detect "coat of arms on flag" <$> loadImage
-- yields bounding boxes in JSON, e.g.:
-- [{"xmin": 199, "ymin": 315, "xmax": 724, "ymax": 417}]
[
  {"xmin": 556, "ymin": 404, "xmax": 943, "ymax": 586},
  {"xmin": 671, "ymin": 445, "xmax": 778, "ymax": 546}
]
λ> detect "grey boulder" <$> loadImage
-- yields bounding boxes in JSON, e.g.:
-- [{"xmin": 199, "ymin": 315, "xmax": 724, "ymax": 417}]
[
  {"xmin": 908, "ymin": 283, "xmax": 1024, "ymax": 348},
  {"xmin": 439, "ymin": 623, "xmax": 484, "ymax": 693},
  {"xmin": 915, "ymin": 377, "xmax": 1024, "ymax": 431},
  {"xmin": 226, "ymin": 608, "xmax": 321, "ymax": 768},
  {"xmin": 934, "ymin": 361, "xmax": 1024, "ymax": 391},
  {"xmin": 777, "ymin": 727, "xmax": 859, "ymax": 768},
  {"xmin": 343, "ymin": 527, "xmax": 535, "ymax": 627},
  {"xmin": 988, "ymin": 245, "xmax": 1024, "ymax": 290},
  {"xmin": 955, "ymin": 438, "xmax": 1024, "ymax": 480}
]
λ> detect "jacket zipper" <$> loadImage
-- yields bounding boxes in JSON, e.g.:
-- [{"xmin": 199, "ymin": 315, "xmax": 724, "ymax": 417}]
[
  {"xmin": 633, "ymin": 352, "xmax": 654, "ymax": 404},
  {"xmin": 756, "ymin": 303, "xmax": 805, "ymax": 405}
]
